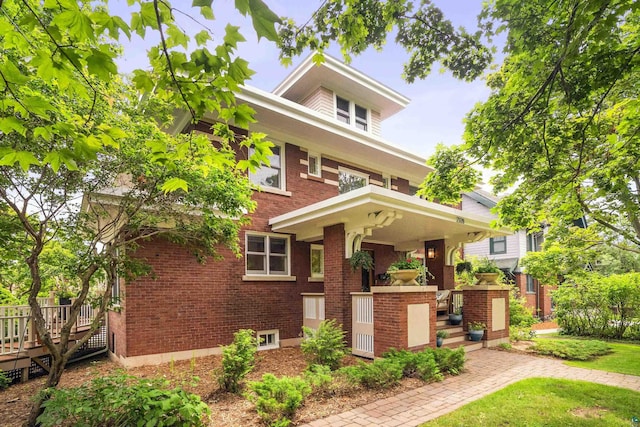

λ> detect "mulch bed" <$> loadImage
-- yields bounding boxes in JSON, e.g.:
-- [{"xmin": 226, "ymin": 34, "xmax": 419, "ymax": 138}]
[{"xmin": 0, "ymin": 347, "xmax": 426, "ymax": 427}]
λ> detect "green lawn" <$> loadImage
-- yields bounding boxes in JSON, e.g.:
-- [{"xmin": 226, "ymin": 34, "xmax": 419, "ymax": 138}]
[
  {"xmin": 534, "ymin": 337, "xmax": 640, "ymax": 376},
  {"xmin": 421, "ymin": 378, "xmax": 640, "ymax": 426}
]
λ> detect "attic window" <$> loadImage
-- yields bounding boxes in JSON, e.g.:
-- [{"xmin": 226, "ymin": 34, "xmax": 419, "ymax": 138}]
[{"xmin": 336, "ymin": 96, "xmax": 350, "ymax": 124}]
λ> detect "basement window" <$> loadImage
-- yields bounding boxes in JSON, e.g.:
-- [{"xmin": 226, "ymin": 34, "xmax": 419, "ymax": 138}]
[{"xmin": 257, "ymin": 330, "xmax": 279, "ymax": 350}]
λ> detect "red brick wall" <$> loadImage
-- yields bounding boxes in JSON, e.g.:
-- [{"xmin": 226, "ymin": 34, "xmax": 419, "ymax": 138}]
[
  {"xmin": 373, "ymin": 291, "xmax": 436, "ymax": 356},
  {"xmin": 108, "ymin": 309, "xmax": 127, "ymax": 357},
  {"xmin": 123, "ymin": 237, "xmax": 322, "ymax": 357}
]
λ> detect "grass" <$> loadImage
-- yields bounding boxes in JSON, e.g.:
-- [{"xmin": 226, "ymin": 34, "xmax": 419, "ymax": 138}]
[
  {"xmin": 564, "ymin": 341, "xmax": 640, "ymax": 376},
  {"xmin": 421, "ymin": 378, "xmax": 640, "ymax": 426}
]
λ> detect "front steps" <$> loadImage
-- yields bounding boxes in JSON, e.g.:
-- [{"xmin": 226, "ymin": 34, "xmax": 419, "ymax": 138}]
[{"xmin": 436, "ymin": 315, "xmax": 484, "ymax": 352}]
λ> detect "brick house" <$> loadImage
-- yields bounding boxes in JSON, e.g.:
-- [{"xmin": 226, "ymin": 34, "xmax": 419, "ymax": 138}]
[
  {"xmin": 104, "ymin": 55, "xmax": 512, "ymax": 367},
  {"xmin": 462, "ymin": 189, "xmax": 553, "ymax": 319}
]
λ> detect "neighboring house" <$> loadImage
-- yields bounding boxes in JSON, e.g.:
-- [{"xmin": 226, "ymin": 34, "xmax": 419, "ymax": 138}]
[
  {"xmin": 101, "ymin": 55, "xmax": 510, "ymax": 366},
  {"xmin": 461, "ymin": 190, "xmax": 553, "ymax": 319}
]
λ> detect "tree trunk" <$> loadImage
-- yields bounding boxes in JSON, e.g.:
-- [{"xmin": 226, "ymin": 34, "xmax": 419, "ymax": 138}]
[{"xmin": 25, "ymin": 358, "xmax": 67, "ymax": 426}]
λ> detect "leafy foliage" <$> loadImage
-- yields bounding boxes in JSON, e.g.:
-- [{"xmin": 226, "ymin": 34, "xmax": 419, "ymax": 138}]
[
  {"xmin": 246, "ymin": 374, "xmax": 311, "ymax": 427},
  {"xmin": 432, "ymin": 347, "xmax": 466, "ymax": 376},
  {"xmin": 509, "ymin": 289, "xmax": 537, "ymax": 328},
  {"xmin": 530, "ymin": 339, "xmax": 611, "ymax": 361},
  {"xmin": 381, "ymin": 349, "xmax": 443, "ymax": 382},
  {"xmin": 0, "ymin": 370, "xmax": 9, "ymax": 389},
  {"xmin": 300, "ymin": 319, "xmax": 347, "ymax": 370},
  {"xmin": 425, "ymin": 0, "xmax": 640, "ymax": 253},
  {"xmin": 554, "ymin": 273, "xmax": 640, "ymax": 339},
  {"xmin": 340, "ymin": 358, "xmax": 404, "ymax": 389},
  {"xmin": 37, "ymin": 372, "xmax": 210, "ymax": 426},
  {"xmin": 217, "ymin": 329, "xmax": 258, "ymax": 393}
]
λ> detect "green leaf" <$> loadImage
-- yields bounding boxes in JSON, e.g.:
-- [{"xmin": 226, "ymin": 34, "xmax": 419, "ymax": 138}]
[
  {"xmin": 161, "ymin": 178, "xmax": 188, "ymax": 193},
  {"xmin": 87, "ymin": 49, "xmax": 117, "ymax": 80},
  {"xmin": 192, "ymin": 0, "xmax": 212, "ymax": 7},
  {"xmin": 194, "ymin": 30, "xmax": 211, "ymax": 46},
  {"xmin": 223, "ymin": 24, "xmax": 245, "ymax": 48},
  {"xmin": 0, "ymin": 117, "xmax": 27, "ymax": 136},
  {"xmin": 0, "ymin": 60, "xmax": 28, "ymax": 84},
  {"xmin": 52, "ymin": 10, "xmax": 95, "ymax": 41},
  {"xmin": 16, "ymin": 151, "xmax": 40, "ymax": 171},
  {"xmin": 43, "ymin": 151, "xmax": 63, "ymax": 172}
]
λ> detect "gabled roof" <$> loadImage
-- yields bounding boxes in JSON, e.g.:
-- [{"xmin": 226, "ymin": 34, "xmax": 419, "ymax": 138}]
[{"xmin": 272, "ymin": 54, "xmax": 409, "ymax": 120}]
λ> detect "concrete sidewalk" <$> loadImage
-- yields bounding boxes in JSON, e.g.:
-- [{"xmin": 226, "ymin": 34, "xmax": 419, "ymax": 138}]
[{"xmin": 301, "ymin": 349, "xmax": 640, "ymax": 427}]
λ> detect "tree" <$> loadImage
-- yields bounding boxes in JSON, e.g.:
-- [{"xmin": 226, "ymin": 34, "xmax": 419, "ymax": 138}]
[{"xmin": 421, "ymin": 0, "xmax": 640, "ymax": 253}]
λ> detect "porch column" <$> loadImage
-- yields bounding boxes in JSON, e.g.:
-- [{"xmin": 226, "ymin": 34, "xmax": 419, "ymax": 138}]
[
  {"xmin": 371, "ymin": 286, "xmax": 437, "ymax": 356},
  {"xmin": 424, "ymin": 239, "xmax": 455, "ymax": 290},
  {"xmin": 462, "ymin": 285, "xmax": 510, "ymax": 347},
  {"xmin": 323, "ymin": 223, "xmax": 360, "ymax": 343}
]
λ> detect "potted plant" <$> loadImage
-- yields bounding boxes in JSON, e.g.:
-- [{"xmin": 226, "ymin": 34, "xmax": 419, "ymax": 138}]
[
  {"xmin": 349, "ymin": 250, "xmax": 374, "ymax": 272},
  {"xmin": 474, "ymin": 258, "xmax": 502, "ymax": 285},
  {"xmin": 449, "ymin": 306, "xmax": 463, "ymax": 325},
  {"xmin": 436, "ymin": 330, "xmax": 449, "ymax": 347},
  {"xmin": 387, "ymin": 257, "xmax": 423, "ymax": 286},
  {"xmin": 468, "ymin": 321, "xmax": 486, "ymax": 341}
]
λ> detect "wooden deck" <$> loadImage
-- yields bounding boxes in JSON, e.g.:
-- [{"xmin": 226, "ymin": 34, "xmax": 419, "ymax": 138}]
[{"xmin": 1, "ymin": 303, "xmax": 105, "ymax": 383}]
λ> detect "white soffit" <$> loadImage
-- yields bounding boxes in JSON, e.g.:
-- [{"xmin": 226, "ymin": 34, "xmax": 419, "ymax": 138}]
[
  {"xmin": 269, "ymin": 186, "xmax": 511, "ymax": 247},
  {"xmin": 272, "ymin": 55, "xmax": 410, "ymax": 120},
  {"xmin": 236, "ymin": 85, "xmax": 432, "ymax": 183}
]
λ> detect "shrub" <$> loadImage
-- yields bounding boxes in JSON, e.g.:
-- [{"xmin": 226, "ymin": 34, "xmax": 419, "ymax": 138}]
[
  {"xmin": 382, "ymin": 349, "xmax": 443, "ymax": 382},
  {"xmin": 509, "ymin": 289, "xmax": 537, "ymax": 327},
  {"xmin": 303, "ymin": 364, "xmax": 333, "ymax": 391},
  {"xmin": 498, "ymin": 342, "xmax": 512, "ymax": 350},
  {"xmin": 340, "ymin": 359, "xmax": 404, "ymax": 389},
  {"xmin": 510, "ymin": 326, "xmax": 536, "ymax": 342},
  {"xmin": 300, "ymin": 319, "xmax": 347, "ymax": 370},
  {"xmin": 37, "ymin": 372, "xmax": 209, "ymax": 427},
  {"xmin": 530, "ymin": 339, "xmax": 611, "ymax": 361},
  {"xmin": 217, "ymin": 329, "xmax": 258, "ymax": 393},
  {"xmin": 0, "ymin": 370, "xmax": 9, "ymax": 389},
  {"xmin": 246, "ymin": 374, "xmax": 311, "ymax": 427},
  {"xmin": 433, "ymin": 347, "xmax": 466, "ymax": 375}
]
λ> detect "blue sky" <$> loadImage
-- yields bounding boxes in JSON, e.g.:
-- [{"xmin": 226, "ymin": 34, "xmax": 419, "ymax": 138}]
[{"xmin": 115, "ymin": 0, "xmax": 494, "ymax": 159}]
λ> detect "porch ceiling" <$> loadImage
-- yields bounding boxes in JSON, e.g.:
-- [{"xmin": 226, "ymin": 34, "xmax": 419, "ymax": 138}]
[{"xmin": 269, "ymin": 185, "xmax": 511, "ymax": 251}]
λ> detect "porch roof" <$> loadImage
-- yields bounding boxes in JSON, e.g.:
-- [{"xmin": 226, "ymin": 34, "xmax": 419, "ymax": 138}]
[{"xmin": 269, "ymin": 186, "xmax": 511, "ymax": 255}]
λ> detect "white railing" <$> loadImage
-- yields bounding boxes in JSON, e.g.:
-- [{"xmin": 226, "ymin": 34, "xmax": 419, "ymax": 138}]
[
  {"xmin": 0, "ymin": 303, "xmax": 97, "ymax": 356},
  {"xmin": 351, "ymin": 293, "xmax": 374, "ymax": 358}
]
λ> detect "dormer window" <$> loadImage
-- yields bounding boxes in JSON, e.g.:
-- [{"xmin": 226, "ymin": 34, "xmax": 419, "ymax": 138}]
[
  {"xmin": 336, "ymin": 96, "xmax": 350, "ymax": 124},
  {"xmin": 335, "ymin": 95, "xmax": 369, "ymax": 132}
]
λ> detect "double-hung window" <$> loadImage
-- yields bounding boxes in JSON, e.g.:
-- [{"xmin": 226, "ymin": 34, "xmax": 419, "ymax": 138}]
[
  {"xmin": 249, "ymin": 144, "xmax": 283, "ymax": 190},
  {"xmin": 246, "ymin": 233, "xmax": 290, "ymax": 276},
  {"xmin": 308, "ymin": 152, "xmax": 321, "ymax": 177},
  {"xmin": 336, "ymin": 95, "xmax": 369, "ymax": 131},
  {"xmin": 490, "ymin": 236, "xmax": 507, "ymax": 254}
]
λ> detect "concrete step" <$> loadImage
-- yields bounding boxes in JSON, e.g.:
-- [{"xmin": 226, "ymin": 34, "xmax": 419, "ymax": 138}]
[
  {"xmin": 443, "ymin": 340, "xmax": 483, "ymax": 353},
  {"xmin": 442, "ymin": 334, "xmax": 466, "ymax": 345}
]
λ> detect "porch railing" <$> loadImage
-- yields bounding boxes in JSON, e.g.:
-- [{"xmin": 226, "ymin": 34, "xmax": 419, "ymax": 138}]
[
  {"xmin": 1, "ymin": 303, "xmax": 97, "ymax": 356},
  {"xmin": 451, "ymin": 290, "xmax": 463, "ymax": 313}
]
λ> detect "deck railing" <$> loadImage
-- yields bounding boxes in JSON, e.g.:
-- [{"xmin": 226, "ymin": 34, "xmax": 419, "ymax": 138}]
[
  {"xmin": 451, "ymin": 290, "xmax": 463, "ymax": 313},
  {"xmin": 0, "ymin": 303, "xmax": 97, "ymax": 356}
]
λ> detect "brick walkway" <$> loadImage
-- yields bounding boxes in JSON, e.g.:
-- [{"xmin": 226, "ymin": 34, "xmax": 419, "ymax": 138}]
[{"xmin": 301, "ymin": 349, "xmax": 640, "ymax": 427}]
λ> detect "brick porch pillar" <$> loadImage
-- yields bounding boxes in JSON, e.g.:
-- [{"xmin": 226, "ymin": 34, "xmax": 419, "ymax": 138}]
[
  {"xmin": 462, "ymin": 285, "xmax": 510, "ymax": 347},
  {"xmin": 371, "ymin": 286, "xmax": 437, "ymax": 357},
  {"xmin": 323, "ymin": 223, "xmax": 360, "ymax": 344}
]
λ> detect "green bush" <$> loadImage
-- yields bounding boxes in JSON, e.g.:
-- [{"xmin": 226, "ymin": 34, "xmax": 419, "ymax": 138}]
[
  {"xmin": 303, "ymin": 364, "xmax": 333, "ymax": 391},
  {"xmin": 217, "ymin": 329, "xmax": 257, "ymax": 393},
  {"xmin": 340, "ymin": 359, "xmax": 404, "ymax": 389},
  {"xmin": 0, "ymin": 370, "xmax": 10, "ymax": 389},
  {"xmin": 510, "ymin": 326, "xmax": 537, "ymax": 342},
  {"xmin": 509, "ymin": 289, "xmax": 537, "ymax": 327},
  {"xmin": 530, "ymin": 339, "xmax": 611, "ymax": 361},
  {"xmin": 554, "ymin": 273, "xmax": 640, "ymax": 339},
  {"xmin": 300, "ymin": 319, "xmax": 347, "ymax": 370},
  {"xmin": 382, "ymin": 349, "xmax": 443, "ymax": 382},
  {"xmin": 433, "ymin": 347, "xmax": 466, "ymax": 375},
  {"xmin": 246, "ymin": 374, "xmax": 311, "ymax": 427},
  {"xmin": 37, "ymin": 372, "xmax": 209, "ymax": 427}
]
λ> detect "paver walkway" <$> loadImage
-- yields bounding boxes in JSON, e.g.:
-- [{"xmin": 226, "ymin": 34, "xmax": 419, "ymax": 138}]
[{"xmin": 301, "ymin": 349, "xmax": 640, "ymax": 427}]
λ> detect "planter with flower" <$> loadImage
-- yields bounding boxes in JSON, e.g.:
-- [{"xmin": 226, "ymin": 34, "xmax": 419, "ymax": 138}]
[
  {"xmin": 474, "ymin": 258, "xmax": 502, "ymax": 286},
  {"xmin": 436, "ymin": 330, "xmax": 449, "ymax": 347},
  {"xmin": 468, "ymin": 321, "xmax": 486, "ymax": 341},
  {"xmin": 449, "ymin": 306, "xmax": 463, "ymax": 325},
  {"xmin": 386, "ymin": 257, "xmax": 426, "ymax": 286}
]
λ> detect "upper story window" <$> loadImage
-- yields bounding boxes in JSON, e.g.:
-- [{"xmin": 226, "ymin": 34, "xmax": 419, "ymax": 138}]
[
  {"xmin": 382, "ymin": 174, "xmax": 391, "ymax": 189},
  {"xmin": 526, "ymin": 275, "xmax": 536, "ymax": 293},
  {"xmin": 246, "ymin": 233, "xmax": 290, "ymax": 276},
  {"xmin": 308, "ymin": 152, "xmax": 321, "ymax": 177},
  {"xmin": 249, "ymin": 144, "xmax": 284, "ymax": 190},
  {"xmin": 338, "ymin": 167, "xmax": 369, "ymax": 194},
  {"xmin": 490, "ymin": 236, "xmax": 507, "ymax": 255},
  {"xmin": 335, "ymin": 95, "xmax": 369, "ymax": 132},
  {"xmin": 527, "ymin": 231, "xmax": 544, "ymax": 252}
]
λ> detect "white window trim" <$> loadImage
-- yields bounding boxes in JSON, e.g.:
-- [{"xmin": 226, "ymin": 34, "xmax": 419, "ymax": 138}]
[
  {"xmin": 244, "ymin": 232, "xmax": 293, "ymax": 278},
  {"xmin": 334, "ymin": 94, "xmax": 370, "ymax": 133},
  {"xmin": 382, "ymin": 174, "xmax": 391, "ymax": 189},
  {"xmin": 257, "ymin": 329, "xmax": 280, "ymax": 350},
  {"xmin": 307, "ymin": 152, "xmax": 322, "ymax": 177},
  {"xmin": 310, "ymin": 244, "xmax": 324, "ymax": 279},
  {"xmin": 249, "ymin": 141, "xmax": 287, "ymax": 192}
]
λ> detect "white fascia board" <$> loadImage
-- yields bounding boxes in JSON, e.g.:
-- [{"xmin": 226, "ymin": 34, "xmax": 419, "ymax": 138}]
[{"xmin": 238, "ymin": 85, "xmax": 430, "ymax": 173}]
